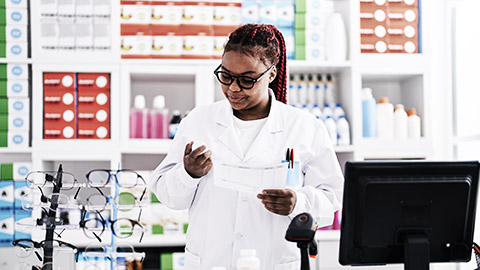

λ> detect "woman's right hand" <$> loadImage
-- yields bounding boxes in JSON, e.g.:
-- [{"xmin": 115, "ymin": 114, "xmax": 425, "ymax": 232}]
[{"xmin": 184, "ymin": 141, "xmax": 213, "ymax": 178}]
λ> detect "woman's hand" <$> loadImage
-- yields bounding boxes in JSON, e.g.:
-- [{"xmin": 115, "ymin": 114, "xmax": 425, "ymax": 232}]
[
  {"xmin": 184, "ymin": 141, "xmax": 213, "ymax": 178},
  {"xmin": 257, "ymin": 189, "xmax": 297, "ymax": 216}
]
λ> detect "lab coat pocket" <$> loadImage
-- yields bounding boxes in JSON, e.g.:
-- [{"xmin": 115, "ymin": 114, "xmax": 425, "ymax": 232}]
[
  {"xmin": 274, "ymin": 259, "xmax": 301, "ymax": 270},
  {"xmin": 184, "ymin": 248, "xmax": 202, "ymax": 269}
]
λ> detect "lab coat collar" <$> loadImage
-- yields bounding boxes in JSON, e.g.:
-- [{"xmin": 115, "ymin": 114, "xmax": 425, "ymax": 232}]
[{"xmin": 216, "ymin": 89, "xmax": 284, "ymax": 161}]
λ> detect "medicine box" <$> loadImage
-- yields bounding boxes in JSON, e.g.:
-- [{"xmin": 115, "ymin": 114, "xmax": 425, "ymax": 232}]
[
  {"xmin": 259, "ymin": 0, "xmax": 277, "ymax": 25},
  {"xmin": 213, "ymin": 1, "xmax": 241, "ymax": 27},
  {"xmin": 277, "ymin": 0, "xmax": 294, "ymax": 28},
  {"xmin": 182, "ymin": 27, "xmax": 214, "ymax": 59},
  {"xmin": 7, "ymin": 130, "xmax": 29, "ymax": 147},
  {"xmin": 57, "ymin": 0, "xmax": 75, "ymax": 17},
  {"xmin": 75, "ymin": 0, "xmax": 93, "ymax": 17},
  {"xmin": 241, "ymin": 0, "xmax": 260, "ymax": 24},
  {"xmin": 75, "ymin": 18, "xmax": 93, "ymax": 50},
  {"xmin": 0, "ymin": 25, "xmax": 28, "ymax": 42},
  {"xmin": 279, "ymin": 27, "xmax": 294, "ymax": 60},
  {"xmin": 120, "ymin": 1, "xmax": 152, "ymax": 25},
  {"xmin": 13, "ymin": 180, "xmax": 30, "ymax": 209},
  {"xmin": 0, "ymin": 114, "xmax": 29, "ymax": 131},
  {"xmin": 0, "ymin": 7, "xmax": 28, "ymax": 25},
  {"xmin": 93, "ymin": 18, "xmax": 111, "ymax": 50},
  {"xmin": 0, "ymin": 180, "xmax": 13, "ymax": 207},
  {"xmin": 14, "ymin": 209, "xmax": 31, "ymax": 240},
  {"xmin": 151, "ymin": 0, "xmax": 183, "ymax": 26},
  {"xmin": 182, "ymin": 0, "xmax": 214, "ymax": 26},
  {"xmin": 120, "ymin": 34, "xmax": 152, "ymax": 58},
  {"xmin": 161, "ymin": 252, "xmax": 185, "ymax": 270},
  {"xmin": 0, "ymin": 210, "xmax": 13, "ymax": 246},
  {"xmin": 40, "ymin": 18, "xmax": 57, "ymax": 50},
  {"xmin": 2, "ymin": 0, "xmax": 28, "ymax": 9},
  {"xmin": 57, "ymin": 18, "xmax": 75, "ymax": 50},
  {"xmin": 0, "ymin": 63, "xmax": 29, "ymax": 80},
  {"xmin": 151, "ymin": 30, "xmax": 183, "ymax": 59},
  {"xmin": 93, "ymin": 0, "xmax": 110, "ymax": 17},
  {"xmin": 0, "ymin": 79, "xmax": 29, "ymax": 97}
]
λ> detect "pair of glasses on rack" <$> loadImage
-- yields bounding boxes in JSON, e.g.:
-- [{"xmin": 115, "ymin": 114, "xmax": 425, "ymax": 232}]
[
  {"xmin": 13, "ymin": 238, "xmax": 79, "ymax": 263},
  {"xmin": 83, "ymin": 242, "xmax": 145, "ymax": 266},
  {"xmin": 84, "ymin": 188, "xmax": 144, "ymax": 220},
  {"xmin": 15, "ymin": 207, "xmax": 77, "ymax": 234},
  {"xmin": 80, "ymin": 206, "xmax": 146, "ymax": 243}
]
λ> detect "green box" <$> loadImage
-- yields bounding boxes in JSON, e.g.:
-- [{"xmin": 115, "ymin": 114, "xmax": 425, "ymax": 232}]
[
  {"xmin": 161, "ymin": 253, "xmax": 173, "ymax": 270},
  {"xmin": 0, "ymin": 26, "xmax": 5, "ymax": 41},
  {"xmin": 0, "ymin": 114, "xmax": 7, "ymax": 131},
  {"xmin": 183, "ymin": 223, "xmax": 188, "ymax": 234},
  {"xmin": 0, "ymin": 97, "xmax": 7, "ymax": 114},
  {"xmin": 0, "ymin": 8, "xmax": 5, "ymax": 25},
  {"xmin": 295, "ymin": 44, "xmax": 305, "ymax": 60},
  {"xmin": 295, "ymin": 0, "xmax": 306, "ymax": 13},
  {"xmin": 152, "ymin": 224, "xmax": 164, "ymax": 235},
  {"xmin": 0, "ymin": 79, "xmax": 7, "ymax": 96},
  {"xmin": 0, "ymin": 64, "xmax": 7, "ymax": 79},
  {"xmin": 1, "ymin": 163, "xmax": 13, "ymax": 180},
  {"xmin": 151, "ymin": 192, "xmax": 160, "ymax": 203},
  {"xmin": 295, "ymin": 29, "xmax": 305, "ymax": 45},
  {"xmin": 0, "ymin": 131, "xmax": 6, "ymax": 147},
  {"xmin": 0, "ymin": 42, "xmax": 5, "ymax": 58},
  {"xmin": 294, "ymin": 12, "xmax": 306, "ymax": 29}
]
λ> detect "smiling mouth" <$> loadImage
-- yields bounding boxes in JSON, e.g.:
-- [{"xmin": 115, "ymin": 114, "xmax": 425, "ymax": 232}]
[{"xmin": 228, "ymin": 96, "xmax": 246, "ymax": 103}]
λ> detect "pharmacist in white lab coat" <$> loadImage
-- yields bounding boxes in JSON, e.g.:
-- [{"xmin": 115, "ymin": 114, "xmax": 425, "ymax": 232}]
[{"xmin": 149, "ymin": 24, "xmax": 344, "ymax": 270}]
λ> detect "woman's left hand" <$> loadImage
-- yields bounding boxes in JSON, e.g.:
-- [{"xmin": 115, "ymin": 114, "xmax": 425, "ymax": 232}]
[{"xmin": 257, "ymin": 189, "xmax": 297, "ymax": 216}]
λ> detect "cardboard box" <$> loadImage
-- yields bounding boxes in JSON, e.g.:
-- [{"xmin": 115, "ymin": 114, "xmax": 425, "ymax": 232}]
[
  {"xmin": 294, "ymin": 43, "xmax": 305, "ymax": 60},
  {"xmin": 0, "ymin": 64, "xmax": 29, "ymax": 80},
  {"xmin": 13, "ymin": 180, "xmax": 30, "ymax": 209},
  {"xmin": 0, "ymin": 41, "xmax": 27, "ymax": 58},
  {"xmin": 13, "ymin": 162, "xmax": 31, "ymax": 181},
  {"xmin": 182, "ymin": 0, "xmax": 214, "ymax": 26},
  {"xmin": 93, "ymin": 0, "xmax": 110, "ymax": 17},
  {"xmin": 0, "ymin": 7, "xmax": 28, "ymax": 25},
  {"xmin": 277, "ymin": 0, "xmax": 295, "ymax": 28},
  {"xmin": 93, "ymin": 18, "xmax": 111, "ymax": 50},
  {"xmin": 14, "ymin": 209, "xmax": 31, "ymax": 240},
  {"xmin": 0, "ymin": 210, "xmax": 13, "ymax": 246},
  {"xmin": 57, "ymin": 18, "xmax": 75, "ymax": 50},
  {"xmin": 8, "ymin": 130, "xmax": 28, "ymax": 147},
  {"xmin": 259, "ymin": 0, "xmax": 277, "ymax": 25},
  {"xmin": 120, "ymin": 1, "xmax": 151, "ymax": 25},
  {"xmin": 40, "ymin": 18, "xmax": 58, "ymax": 50},
  {"xmin": 9, "ymin": 97, "xmax": 29, "ymax": 115},
  {"xmin": 0, "ymin": 114, "xmax": 29, "ymax": 131},
  {"xmin": 0, "ymin": 25, "xmax": 28, "ymax": 42},
  {"xmin": 295, "ymin": 0, "xmax": 306, "ymax": 13},
  {"xmin": 120, "ymin": 34, "xmax": 152, "ymax": 58},
  {"xmin": 57, "ymin": 0, "xmax": 75, "ymax": 17},
  {"xmin": 151, "ymin": 0, "xmax": 183, "ymax": 26},
  {"xmin": 294, "ymin": 12, "xmax": 305, "ymax": 29},
  {"xmin": 213, "ymin": 1, "xmax": 241, "ymax": 27},
  {"xmin": 151, "ymin": 30, "xmax": 183, "ymax": 59},
  {"xmin": 40, "ymin": 0, "xmax": 57, "ymax": 16},
  {"xmin": 0, "ymin": 180, "xmax": 13, "ymax": 206},
  {"xmin": 75, "ymin": 0, "xmax": 93, "ymax": 17},
  {"xmin": 75, "ymin": 18, "xmax": 93, "ymax": 50},
  {"xmin": 241, "ymin": 0, "xmax": 259, "ymax": 24},
  {"xmin": 4, "ymin": 0, "xmax": 28, "ymax": 9}
]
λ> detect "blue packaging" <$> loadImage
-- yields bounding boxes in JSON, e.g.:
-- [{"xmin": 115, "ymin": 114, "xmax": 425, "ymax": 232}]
[
  {"xmin": 0, "ymin": 180, "xmax": 14, "ymax": 210},
  {"xmin": 0, "ymin": 210, "xmax": 14, "ymax": 246},
  {"xmin": 278, "ymin": 27, "xmax": 294, "ymax": 60},
  {"xmin": 14, "ymin": 181, "xmax": 30, "ymax": 210},
  {"xmin": 277, "ymin": 0, "xmax": 295, "ymax": 28},
  {"xmin": 259, "ymin": 0, "xmax": 277, "ymax": 25},
  {"xmin": 14, "ymin": 209, "xmax": 31, "ymax": 240},
  {"xmin": 241, "ymin": 0, "xmax": 260, "ymax": 24},
  {"xmin": 361, "ymin": 88, "xmax": 377, "ymax": 138}
]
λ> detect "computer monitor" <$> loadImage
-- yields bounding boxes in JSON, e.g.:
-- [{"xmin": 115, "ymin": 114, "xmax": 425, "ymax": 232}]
[{"xmin": 339, "ymin": 161, "xmax": 480, "ymax": 270}]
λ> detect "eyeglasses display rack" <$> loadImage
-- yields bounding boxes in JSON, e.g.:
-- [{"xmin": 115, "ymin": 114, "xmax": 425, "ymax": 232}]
[{"xmin": 13, "ymin": 163, "xmax": 147, "ymax": 270}]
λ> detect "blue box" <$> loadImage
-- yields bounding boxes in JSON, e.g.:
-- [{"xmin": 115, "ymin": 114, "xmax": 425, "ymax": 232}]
[
  {"xmin": 0, "ymin": 180, "xmax": 13, "ymax": 210},
  {"xmin": 0, "ymin": 210, "xmax": 14, "ymax": 246},
  {"xmin": 14, "ymin": 180, "xmax": 30, "ymax": 210},
  {"xmin": 259, "ymin": 0, "xmax": 277, "ymax": 25},
  {"xmin": 241, "ymin": 0, "xmax": 260, "ymax": 24},
  {"xmin": 14, "ymin": 210, "xmax": 31, "ymax": 240},
  {"xmin": 277, "ymin": 0, "xmax": 295, "ymax": 28},
  {"xmin": 279, "ymin": 27, "xmax": 294, "ymax": 60}
]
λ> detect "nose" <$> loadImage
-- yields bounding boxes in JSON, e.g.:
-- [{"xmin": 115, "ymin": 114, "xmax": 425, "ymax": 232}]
[{"xmin": 229, "ymin": 78, "xmax": 242, "ymax": 92}]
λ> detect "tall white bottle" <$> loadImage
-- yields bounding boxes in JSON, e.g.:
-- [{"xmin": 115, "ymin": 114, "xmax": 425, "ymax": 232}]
[
  {"xmin": 237, "ymin": 249, "xmax": 260, "ymax": 270},
  {"xmin": 376, "ymin": 96, "xmax": 394, "ymax": 139},
  {"xmin": 324, "ymin": 115, "xmax": 337, "ymax": 146},
  {"xmin": 333, "ymin": 103, "xmax": 345, "ymax": 121},
  {"xmin": 407, "ymin": 108, "xmax": 421, "ymax": 139},
  {"xmin": 337, "ymin": 115, "xmax": 350, "ymax": 146},
  {"xmin": 311, "ymin": 104, "xmax": 323, "ymax": 121},
  {"xmin": 322, "ymin": 103, "xmax": 333, "ymax": 119},
  {"xmin": 325, "ymin": 12, "xmax": 347, "ymax": 61},
  {"xmin": 325, "ymin": 74, "xmax": 335, "ymax": 108},
  {"xmin": 288, "ymin": 74, "xmax": 298, "ymax": 106},
  {"xmin": 315, "ymin": 74, "xmax": 324, "ymax": 107},
  {"xmin": 306, "ymin": 74, "xmax": 315, "ymax": 107},
  {"xmin": 297, "ymin": 74, "xmax": 307, "ymax": 107},
  {"xmin": 393, "ymin": 104, "xmax": 408, "ymax": 139}
]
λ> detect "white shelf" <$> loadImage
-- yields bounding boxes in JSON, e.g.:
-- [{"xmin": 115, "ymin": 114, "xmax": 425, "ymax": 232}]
[
  {"xmin": 0, "ymin": 58, "xmax": 33, "ymax": 64},
  {"xmin": 33, "ymin": 140, "xmax": 119, "ymax": 161},
  {"xmin": 334, "ymin": 145, "xmax": 355, "ymax": 153},
  {"xmin": 120, "ymin": 139, "xmax": 172, "ymax": 154},
  {"xmin": 357, "ymin": 138, "xmax": 432, "ymax": 159},
  {"xmin": 359, "ymin": 54, "xmax": 426, "ymax": 77},
  {"xmin": 0, "ymin": 147, "xmax": 32, "ymax": 153}
]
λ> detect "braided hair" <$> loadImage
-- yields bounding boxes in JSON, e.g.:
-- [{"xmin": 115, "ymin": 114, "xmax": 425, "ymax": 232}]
[{"xmin": 224, "ymin": 24, "xmax": 288, "ymax": 104}]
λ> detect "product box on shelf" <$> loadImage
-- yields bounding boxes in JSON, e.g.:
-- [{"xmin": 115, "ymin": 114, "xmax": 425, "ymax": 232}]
[
  {"xmin": 121, "ymin": 33, "xmax": 153, "ymax": 58},
  {"xmin": 151, "ymin": 26, "xmax": 183, "ymax": 58},
  {"xmin": 0, "ymin": 130, "xmax": 28, "ymax": 147},
  {"xmin": 77, "ymin": 73, "xmax": 110, "ymax": 139},
  {"xmin": 43, "ymin": 73, "xmax": 77, "ymax": 139},
  {"xmin": 277, "ymin": 0, "xmax": 295, "ymax": 28},
  {"xmin": 13, "ymin": 181, "xmax": 30, "ymax": 210},
  {"xmin": 182, "ymin": 0, "xmax": 214, "ymax": 26},
  {"xmin": 57, "ymin": 17, "xmax": 75, "ymax": 50},
  {"xmin": 0, "ymin": 63, "xmax": 28, "ymax": 80},
  {"xmin": 241, "ymin": 0, "xmax": 260, "ymax": 24},
  {"xmin": 120, "ymin": 1, "xmax": 152, "ymax": 25},
  {"xmin": 151, "ymin": 0, "xmax": 183, "ymax": 26},
  {"xmin": 0, "ymin": 113, "xmax": 29, "ymax": 131},
  {"xmin": 93, "ymin": 0, "xmax": 110, "ymax": 17},
  {"xmin": 259, "ymin": 0, "xmax": 277, "ymax": 25},
  {"xmin": 93, "ymin": 17, "xmax": 111, "ymax": 50},
  {"xmin": 13, "ymin": 209, "xmax": 31, "ymax": 240},
  {"xmin": 279, "ymin": 27, "xmax": 294, "ymax": 60},
  {"xmin": 75, "ymin": 18, "xmax": 94, "ymax": 50},
  {"xmin": 0, "ymin": 180, "xmax": 13, "ymax": 207},
  {"xmin": 161, "ymin": 252, "xmax": 185, "ymax": 270},
  {"xmin": 2, "ymin": 0, "xmax": 28, "ymax": 9},
  {"xmin": 75, "ymin": 0, "xmax": 94, "ymax": 17},
  {"xmin": 39, "ymin": 18, "xmax": 57, "ymax": 50},
  {"xmin": 181, "ymin": 26, "xmax": 214, "ymax": 59},
  {"xmin": 387, "ymin": 2, "xmax": 418, "ymax": 54},
  {"xmin": 0, "ymin": 79, "xmax": 29, "ymax": 97},
  {"xmin": 0, "ymin": 7, "xmax": 28, "ymax": 25},
  {"xmin": 213, "ymin": 1, "xmax": 241, "ymax": 27},
  {"xmin": 0, "ymin": 210, "xmax": 13, "ymax": 246},
  {"xmin": 57, "ymin": 0, "xmax": 75, "ymax": 17}
]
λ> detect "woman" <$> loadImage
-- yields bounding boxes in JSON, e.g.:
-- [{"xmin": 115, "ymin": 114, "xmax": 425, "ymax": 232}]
[{"xmin": 149, "ymin": 24, "xmax": 344, "ymax": 269}]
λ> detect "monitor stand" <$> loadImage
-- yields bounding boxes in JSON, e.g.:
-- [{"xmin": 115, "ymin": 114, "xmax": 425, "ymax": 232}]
[{"xmin": 404, "ymin": 234, "xmax": 430, "ymax": 270}]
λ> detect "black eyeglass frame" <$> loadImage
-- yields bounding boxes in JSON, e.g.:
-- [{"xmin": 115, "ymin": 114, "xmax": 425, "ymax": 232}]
[
  {"xmin": 213, "ymin": 64, "xmax": 275, "ymax": 90},
  {"xmin": 84, "ymin": 169, "xmax": 146, "ymax": 201}
]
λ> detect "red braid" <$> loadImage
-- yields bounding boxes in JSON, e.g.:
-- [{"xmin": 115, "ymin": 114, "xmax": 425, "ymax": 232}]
[
  {"xmin": 224, "ymin": 24, "xmax": 288, "ymax": 104},
  {"xmin": 267, "ymin": 25, "xmax": 287, "ymax": 104}
]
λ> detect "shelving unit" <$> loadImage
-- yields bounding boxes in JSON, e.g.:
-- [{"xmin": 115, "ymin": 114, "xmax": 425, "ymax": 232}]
[{"xmin": 0, "ymin": 0, "xmax": 453, "ymax": 269}]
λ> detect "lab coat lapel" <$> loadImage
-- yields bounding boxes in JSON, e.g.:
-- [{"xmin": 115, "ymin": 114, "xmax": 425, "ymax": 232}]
[
  {"xmin": 243, "ymin": 99, "xmax": 284, "ymax": 162},
  {"xmin": 216, "ymin": 101, "xmax": 244, "ymax": 160}
]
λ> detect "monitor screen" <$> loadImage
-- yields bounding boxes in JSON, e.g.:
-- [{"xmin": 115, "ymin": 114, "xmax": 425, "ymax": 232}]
[{"xmin": 339, "ymin": 161, "xmax": 480, "ymax": 268}]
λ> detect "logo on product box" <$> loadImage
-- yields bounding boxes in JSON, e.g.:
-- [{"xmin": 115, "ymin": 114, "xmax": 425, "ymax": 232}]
[
  {"xmin": 17, "ymin": 166, "xmax": 28, "ymax": 177},
  {"xmin": 12, "ymin": 135, "xmax": 23, "ymax": 144},
  {"xmin": 12, "ymin": 83, "xmax": 22, "ymax": 93},
  {"xmin": 11, "ymin": 45, "xmax": 22, "ymax": 55},
  {"xmin": 10, "ymin": 29, "xmax": 21, "ymax": 39},
  {"xmin": 11, "ymin": 12, "xmax": 22, "ymax": 22},
  {"xmin": 12, "ymin": 66, "xmax": 23, "ymax": 76},
  {"xmin": 13, "ymin": 101, "xmax": 24, "ymax": 111},
  {"xmin": 12, "ymin": 118, "xmax": 24, "ymax": 128}
]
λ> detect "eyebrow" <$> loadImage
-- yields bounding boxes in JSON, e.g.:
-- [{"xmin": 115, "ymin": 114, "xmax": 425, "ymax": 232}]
[{"xmin": 221, "ymin": 65, "xmax": 257, "ymax": 75}]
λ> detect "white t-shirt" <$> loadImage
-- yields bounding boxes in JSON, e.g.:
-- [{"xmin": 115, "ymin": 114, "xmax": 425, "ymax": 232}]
[{"xmin": 233, "ymin": 116, "xmax": 268, "ymax": 157}]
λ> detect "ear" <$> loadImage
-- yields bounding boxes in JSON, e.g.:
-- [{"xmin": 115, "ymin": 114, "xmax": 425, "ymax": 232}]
[{"xmin": 269, "ymin": 65, "xmax": 277, "ymax": 83}]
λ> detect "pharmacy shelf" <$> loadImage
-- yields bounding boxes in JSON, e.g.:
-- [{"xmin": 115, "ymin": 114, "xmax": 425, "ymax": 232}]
[
  {"xmin": 0, "ymin": 58, "xmax": 33, "ymax": 64},
  {"xmin": 131, "ymin": 234, "xmax": 187, "ymax": 248},
  {"xmin": 0, "ymin": 147, "xmax": 32, "ymax": 153},
  {"xmin": 32, "ymin": 141, "xmax": 119, "ymax": 161},
  {"xmin": 288, "ymin": 60, "xmax": 353, "ymax": 73},
  {"xmin": 359, "ymin": 54, "xmax": 427, "ymax": 76},
  {"xmin": 120, "ymin": 139, "xmax": 173, "ymax": 154},
  {"xmin": 356, "ymin": 137, "xmax": 432, "ymax": 160}
]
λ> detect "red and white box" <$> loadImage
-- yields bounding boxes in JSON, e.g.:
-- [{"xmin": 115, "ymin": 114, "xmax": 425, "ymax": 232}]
[
  {"xmin": 151, "ymin": 25, "xmax": 183, "ymax": 59},
  {"xmin": 181, "ymin": 26, "xmax": 214, "ymax": 59},
  {"xmin": 77, "ymin": 73, "xmax": 110, "ymax": 139},
  {"xmin": 387, "ymin": 0, "xmax": 418, "ymax": 53},
  {"xmin": 43, "ymin": 73, "xmax": 77, "ymax": 139},
  {"xmin": 151, "ymin": 0, "xmax": 183, "ymax": 26}
]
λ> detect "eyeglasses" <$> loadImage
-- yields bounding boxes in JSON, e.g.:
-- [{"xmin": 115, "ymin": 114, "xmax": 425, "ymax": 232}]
[
  {"xmin": 13, "ymin": 238, "xmax": 79, "ymax": 263},
  {"xmin": 85, "ymin": 169, "xmax": 146, "ymax": 189},
  {"xmin": 84, "ymin": 189, "xmax": 144, "ymax": 220},
  {"xmin": 83, "ymin": 242, "xmax": 145, "ymax": 265},
  {"xmin": 80, "ymin": 207, "xmax": 146, "ymax": 243},
  {"xmin": 21, "ymin": 188, "xmax": 73, "ymax": 212},
  {"xmin": 25, "ymin": 171, "xmax": 79, "ymax": 190},
  {"xmin": 214, "ymin": 64, "xmax": 274, "ymax": 89}
]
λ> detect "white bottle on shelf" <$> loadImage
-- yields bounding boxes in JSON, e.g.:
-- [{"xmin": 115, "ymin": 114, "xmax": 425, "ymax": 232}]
[
  {"xmin": 407, "ymin": 107, "xmax": 421, "ymax": 139},
  {"xmin": 333, "ymin": 103, "xmax": 345, "ymax": 121},
  {"xmin": 325, "ymin": 12, "xmax": 347, "ymax": 62},
  {"xmin": 337, "ymin": 115, "xmax": 350, "ymax": 146},
  {"xmin": 325, "ymin": 74, "xmax": 335, "ymax": 108},
  {"xmin": 315, "ymin": 74, "xmax": 324, "ymax": 108},
  {"xmin": 324, "ymin": 115, "xmax": 337, "ymax": 146},
  {"xmin": 306, "ymin": 74, "xmax": 315, "ymax": 107},
  {"xmin": 311, "ymin": 104, "xmax": 323, "ymax": 121},
  {"xmin": 297, "ymin": 74, "xmax": 307, "ymax": 107},
  {"xmin": 361, "ymin": 87, "xmax": 377, "ymax": 138},
  {"xmin": 237, "ymin": 249, "xmax": 260, "ymax": 270},
  {"xmin": 376, "ymin": 96, "xmax": 394, "ymax": 139},
  {"xmin": 288, "ymin": 74, "xmax": 298, "ymax": 106},
  {"xmin": 130, "ymin": 95, "xmax": 148, "ymax": 139},
  {"xmin": 393, "ymin": 104, "xmax": 408, "ymax": 140},
  {"xmin": 322, "ymin": 103, "xmax": 333, "ymax": 119}
]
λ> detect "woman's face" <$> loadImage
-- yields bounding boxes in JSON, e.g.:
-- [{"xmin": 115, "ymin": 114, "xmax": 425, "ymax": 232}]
[{"xmin": 220, "ymin": 50, "xmax": 277, "ymax": 119}]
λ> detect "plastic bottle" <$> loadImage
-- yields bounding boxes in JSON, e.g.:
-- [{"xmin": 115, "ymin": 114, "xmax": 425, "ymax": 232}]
[
  {"xmin": 288, "ymin": 74, "xmax": 298, "ymax": 106},
  {"xmin": 325, "ymin": 12, "xmax": 347, "ymax": 62},
  {"xmin": 325, "ymin": 74, "xmax": 335, "ymax": 108},
  {"xmin": 149, "ymin": 95, "xmax": 170, "ymax": 139},
  {"xmin": 336, "ymin": 115, "xmax": 350, "ymax": 146},
  {"xmin": 393, "ymin": 104, "xmax": 408, "ymax": 140},
  {"xmin": 311, "ymin": 104, "xmax": 323, "ymax": 121},
  {"xmin": 169, "ymin": 110, "xmax": 182, "ymax": 139},
  {"xmin": 361, "ymin": 88, "xmax": 376, "ymax": 138},
  {"xmin": 324, "ymin": 115, "xmax": 337, "ymax": 146},
  {"xmin": 376, "ymin": 96, "xmax": 394, "ymax": 139},
  {"xmin": 407, "ymin": 108, "xmax": 421, "ymax": 139},
  {"xmin": 322, "ymin": 103, "xmax": 333, "ymax": 119},
  {"xmin": 297, "ymin": 74, "xmax": 307, "ymax": 107},
  {"xmin": 130, "ymin": 95, "xmax": 148, "ymax": 138},
  {"xmin": 301, "ymin": 104, "xmax": 310, "ymax": 114},
  {"xmin": 333, "ymin": 103, "xmax": 345, "ymax": 121},
  {"xmin": 236, "ymin": 249, "xmax": 260, "ymax": 270},
  {"xmin": 315, "ymin": 74, "xmax": 324, "ymax": 107},
  {"xmin": 306, "ymin": 74, "xmax": 315, "ymax": 107}
]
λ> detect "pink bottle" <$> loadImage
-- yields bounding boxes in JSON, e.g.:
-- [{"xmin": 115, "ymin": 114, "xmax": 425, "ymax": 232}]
[
  {"xmin": 149, "ymin": 95, "xmax": 169, "ymax": 139},
  {"xmin": 130, "ymin": 95, "xmax": 148, "ymax": 138}
]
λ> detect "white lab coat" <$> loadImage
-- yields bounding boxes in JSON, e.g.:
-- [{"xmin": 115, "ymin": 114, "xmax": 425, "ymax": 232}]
[{"xmin": 150, "ymin": 94, "xmax": 344, "ymax": 270}]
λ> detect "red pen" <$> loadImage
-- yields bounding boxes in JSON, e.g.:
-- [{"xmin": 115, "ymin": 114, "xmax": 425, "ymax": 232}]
[{"xmin": 290, "ymin": 148, "xmax": 294, "ymax": 169}]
